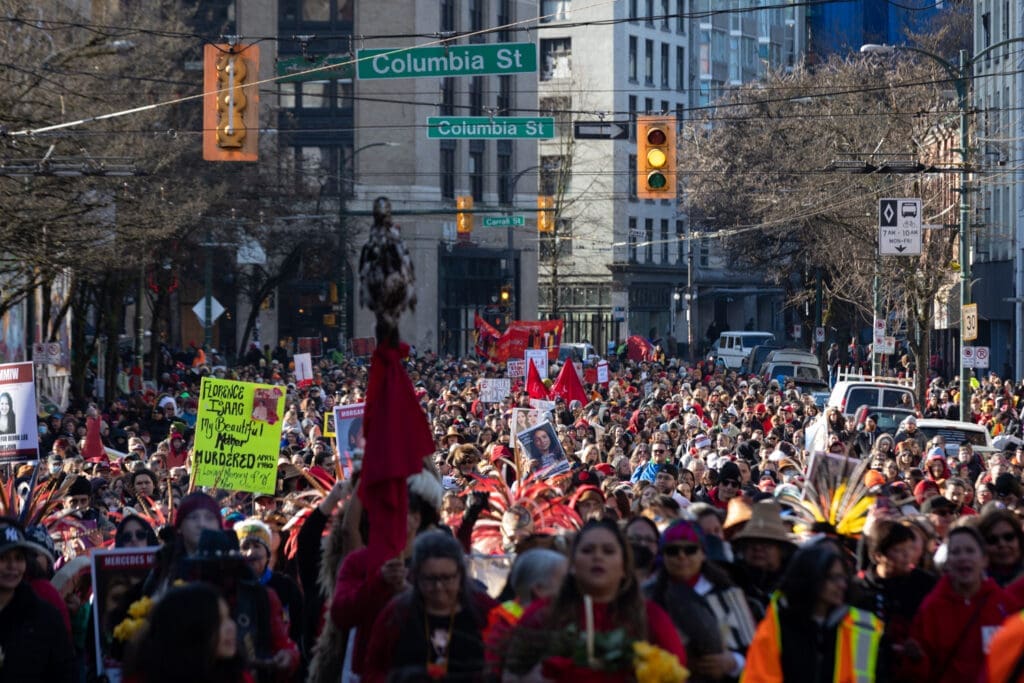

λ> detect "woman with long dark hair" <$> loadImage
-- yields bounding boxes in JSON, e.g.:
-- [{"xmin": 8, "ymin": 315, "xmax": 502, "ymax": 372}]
[
  {"xmin": 502, "ymin": 519, "xmax": 686, "ymax": 681},
  {"xmin": 363, "ymin": 530, "xmax": 496, "ymax": 682},
  {"xmin": 123, "ymin": 582, "xmax": 248, "ymax": 683}
]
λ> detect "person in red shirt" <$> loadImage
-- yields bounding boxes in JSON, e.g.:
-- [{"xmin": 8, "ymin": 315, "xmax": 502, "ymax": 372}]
[{"xmin": 906, "ymin": 526, "xmax": 1019, "ymax": 683}]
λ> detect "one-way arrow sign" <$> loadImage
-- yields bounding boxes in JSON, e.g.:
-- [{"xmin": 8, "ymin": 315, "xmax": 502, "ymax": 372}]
[{"xmin": 573, "ymin": 121, "xmax": 630, "ymax": 140}]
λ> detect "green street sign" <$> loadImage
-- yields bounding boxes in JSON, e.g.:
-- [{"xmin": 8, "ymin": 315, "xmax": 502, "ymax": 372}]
[
  {"xmin": 427, "ymin": 116, "xmax": 554, "ymax": 140},
  {"xmin": 482, "ymin": 215, "xmax": 526, "ymax": 227},
  {"xmin": 357, "ymin": 42, "xmax": 537, "ymax": 79},
  {"xmin": 277, "ymin": 54, "xmax": 354, "ymax": 83}
]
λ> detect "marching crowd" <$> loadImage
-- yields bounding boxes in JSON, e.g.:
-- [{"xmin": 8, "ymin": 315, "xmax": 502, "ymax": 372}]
[{"xmin": 7, "ymin": 342, "xmax": 1024, "ymax": 682}]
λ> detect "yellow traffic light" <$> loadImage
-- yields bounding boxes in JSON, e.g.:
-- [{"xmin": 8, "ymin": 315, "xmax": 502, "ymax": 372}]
[
  {"xmin": 500, "ymin": 285, "xmax": 512, "ymax": 303},
  {"xmin": 456, "ymin": 195, "xmax": 473, "ymax": 233},
  {"xmin": 203, "ymin": 43, "xmax": 260, "ymax": 161},
  {"xmin": 537, "ymin": 195, "xmax": 555, "ymax": 233},
  {"xmin": 636, "ymin": 115, "xmax": 676, "ymax": 199}
]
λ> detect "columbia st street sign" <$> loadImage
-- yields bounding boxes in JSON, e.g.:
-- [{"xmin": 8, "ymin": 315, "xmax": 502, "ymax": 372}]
[{"xmin": 357, "ymin": 43, "xmax": 537, "ymax": 79}]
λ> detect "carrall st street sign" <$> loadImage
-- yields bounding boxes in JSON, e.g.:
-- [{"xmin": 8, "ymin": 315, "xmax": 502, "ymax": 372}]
[
  {"xmin": 427, "ymin": 116, "xmax": 554, "ymax": 140},
  {"xmin": 357, "ymin": 43, "xmax": 537, "ymax": 79}
]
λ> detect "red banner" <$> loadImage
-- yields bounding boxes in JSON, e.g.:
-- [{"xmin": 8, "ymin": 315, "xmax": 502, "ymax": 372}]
[{"xmin": 474, "ymin": 317, "xmax": 564, "ymax": 363}]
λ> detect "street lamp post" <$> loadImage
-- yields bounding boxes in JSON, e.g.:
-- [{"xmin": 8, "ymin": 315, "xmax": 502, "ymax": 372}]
[
  {"xmin": 505, "ymin": 165, "xmax": 541, "ymax": 319},
  {"xmin": 861, "ymin": 38, "xmax": 1024, "ymax": 419}
]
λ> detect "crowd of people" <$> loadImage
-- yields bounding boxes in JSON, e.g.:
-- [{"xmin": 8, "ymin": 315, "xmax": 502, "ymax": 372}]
[{"xmin": 7, "ymin": 341, "xmax": 1024, "ymax": 682}]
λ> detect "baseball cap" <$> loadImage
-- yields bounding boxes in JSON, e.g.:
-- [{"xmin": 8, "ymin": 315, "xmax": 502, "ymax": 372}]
[{"xmin": 0, "ymin": 520, "xmax": 39, "ymax": 557}]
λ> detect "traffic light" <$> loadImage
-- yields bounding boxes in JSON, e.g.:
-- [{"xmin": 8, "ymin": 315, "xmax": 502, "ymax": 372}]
[
  {"xmin": 537, "ymin": 195, "xmax": 555, "ymax": 233},
  {"xmin": 203, "ymin": 43, "xmax": 260, "ymax": 162},
  {"xmin": 636, "ymin": 115, "xmax": 676, "ymax": 199},
  {"xmin": 456, "ymin": 195, "xmax": 473, "ymax": 233},
  {"xmin": 500, "ymin": 284, "xmax": 512, "ymax": 303}
]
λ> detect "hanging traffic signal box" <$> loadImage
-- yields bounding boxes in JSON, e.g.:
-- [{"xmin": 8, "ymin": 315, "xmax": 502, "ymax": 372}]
[
  {"xmin": 203, "ymin": 43, "xmax": 260, "ymax": 161},
  {"xmin": 537, "ymin": 195, "xmax": 555, "ymax": 233},
  {"xmin": 636, "ymin": 115, "xmax": 676, "ymax": 199},
  {"xmin": 456, "ymin": 196, "xmax": 474, "ymax": 233}
]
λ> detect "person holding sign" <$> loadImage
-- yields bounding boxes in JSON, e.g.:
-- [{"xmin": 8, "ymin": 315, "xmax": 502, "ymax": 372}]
[{"xmin": 517, "ymin": 422, "xmax": 568, "ymax": 477}]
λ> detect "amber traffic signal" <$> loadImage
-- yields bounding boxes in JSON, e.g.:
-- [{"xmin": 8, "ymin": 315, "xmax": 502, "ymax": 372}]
[
  {"xmin": 537, "ymin": 195, "xmax": 555, "ymax": 233},
  {"xmin": 203, "ymin": 43, "xmax": 260, "ymax": 161},
  {"xmin": 456, "ymin": 195, "xmax": 473, "ymax": 233},
  {"xmin": 636, "ymin": 115, "xmax": 676, "ymax": 199}
]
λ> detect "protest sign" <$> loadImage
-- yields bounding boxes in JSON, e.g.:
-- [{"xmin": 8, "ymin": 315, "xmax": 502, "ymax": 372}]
[
  {"xmin": 516, "ymin": 420, "xmax": 569, "ymax": 478},
  {"xmin": 0, "ymin": 362, "xmax": 37, "ymax": 462},
  {"xmin": 192, "ymin": 377, "xmax": 285, "ymax": 495},
  {"xmin": 507, "ymin": 359, "xmax": 525, "ymax": 378},
  {"xmin": 525, "ymin": 348, "xmax": 548, "ymax": 380},
  {"xmin": 334, "ymin": 403, "xmax": 365, "ymax": 474},
  {"xmin": 91, "ymin": 547, "xmax": 158, "ymax": 681},
  {"xmin": 479, "ymin": 378, "xmax": 511, "ymax": 403},
  {"xmin": 596, "ymin": 361, "xmax": 609, "ymax": 384},
  {"xmin": 294, "ymin": 352, "xmax": 314, "ymax": 387}
]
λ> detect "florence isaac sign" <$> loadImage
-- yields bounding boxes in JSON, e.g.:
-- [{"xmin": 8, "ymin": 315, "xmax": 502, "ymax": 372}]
[{"xmin": 357, "ymin": 42, "xmax": 537, "ymax": 79}]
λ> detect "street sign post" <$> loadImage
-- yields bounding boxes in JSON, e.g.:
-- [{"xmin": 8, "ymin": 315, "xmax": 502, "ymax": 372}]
[
  {"xmin": 192, "ymin": 297, "xmax": 224, "ymax": 326},
  {"xmin": 482, "ymin": 215, "xmax": 526, "ymax": 228},
  {"xmin": 573, "ymin": 120, "xmax": 630, "ymax": 140},
  {"xmin": 975, "ymin": 346, "xmax": 990, "ymax": 369},
  {"xmin": 426, "ymin": 116, "xmax": 554, "ymax": 139},
  {"xmin": 276, "ymin": 54, "xmax": 354, "ymax": 82},
  {"xmin": 963, "ymin": 303, "xmax": 978, "ymax": 342},
  {"xmin": 878, "ymin": 198, "xmax": 922, "ymax": 256},
  {"xmin": 357, "ymin": 43, "xmax": 537, "ymax": 79},
  {"xmin": 961, "ymin": 346, "xmax": 976, "ymax": 369}
]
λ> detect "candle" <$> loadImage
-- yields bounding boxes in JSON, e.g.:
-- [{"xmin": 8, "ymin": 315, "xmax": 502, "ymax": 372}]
[{"xmin": 584, "ymin": 594, "xmax": 595, "ymax": 666}]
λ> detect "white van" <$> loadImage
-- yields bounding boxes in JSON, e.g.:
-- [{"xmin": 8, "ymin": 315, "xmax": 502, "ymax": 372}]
[
  {"xmin": 708, "ymin": 331, "xmax": 775, "ymax": 369},
  {"xmin": 760, "ymin": 349, "xmax": 823, "ymax": 382}
]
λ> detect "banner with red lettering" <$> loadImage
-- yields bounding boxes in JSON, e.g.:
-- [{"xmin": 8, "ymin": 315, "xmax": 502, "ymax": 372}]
[{"xmin": 475, "ymin": 318, "xmax": 564, "ymax": 363}]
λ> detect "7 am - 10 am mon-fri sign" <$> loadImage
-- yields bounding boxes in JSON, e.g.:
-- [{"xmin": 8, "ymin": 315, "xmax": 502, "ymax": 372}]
[
  {"xmin": 357, "ymin": 43, "xmax": 537, "ymax": 79},
  {"xmin": 878, "ymin": 198, "xmax": 922, "ymax": 256}
]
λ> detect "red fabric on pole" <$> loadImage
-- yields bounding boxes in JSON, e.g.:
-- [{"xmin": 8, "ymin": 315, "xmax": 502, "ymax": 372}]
[
  {"xmin": 626, "ymin": 335, "xmax": 655, "ymax": 362},
  {"xmin": 82, "ymin": 415, "xmax": 107, "ymax": 463},
  {"xmin": 357, "ymin": 342, "xmax": 432, "ymax": 571},
  {"xmin": 551, "ymin": 361, "xmax": 588, "ymax": 406},
  {"xmin": 526, "ymin": 359, "xmax": 550, "ymax": 400}
]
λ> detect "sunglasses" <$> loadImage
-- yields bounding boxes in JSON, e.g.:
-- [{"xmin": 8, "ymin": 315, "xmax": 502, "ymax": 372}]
[
  {"xmin": 652, "ymin": 448, "xmax": 667, "ymax": 454},
  {"xmin": 986, "ymin": 531, "xmax": 1017, "ymax": 545},
  {"xmin": 663, "ymin": 543, "xmax": 701, "ymax": 558},
  {"xmin": 720, "ymin": 479, "xmax": 740, "ymax": 488},
  {"xmin": 117, "ymin": 529, "xmax": 149, "ymax": 544}
]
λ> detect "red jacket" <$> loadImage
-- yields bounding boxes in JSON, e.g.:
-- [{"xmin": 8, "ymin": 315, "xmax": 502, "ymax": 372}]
[
  {"xmin": 329, "ymin": 546, "xmax": 403, "ymax": 676},
  {"xmin": 908, "ymin": 574, "xmax": 1019, "ymax": 683}
]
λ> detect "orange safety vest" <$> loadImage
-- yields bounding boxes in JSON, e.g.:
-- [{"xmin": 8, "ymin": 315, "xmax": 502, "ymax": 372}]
[
  {"xmin": 742, "ymin": 593, "xmax": 883, "ymax": 683},
  {"xmin": 986, "ymin": 610, "xmax": 1024, "ymax": 683}
]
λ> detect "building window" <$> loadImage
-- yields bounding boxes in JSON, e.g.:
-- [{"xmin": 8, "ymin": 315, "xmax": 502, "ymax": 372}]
[
  {"xmin": 497, "ymin": 140, "xmax": 513, "ymax": 205},
  {"xmin": 645, "ymin": 0, "xmax": 654, "ymax": 25},
  {"xmin": 628, "ymin": 36, "xmax": 638, "ymax": 82},
  {"xmin": 301, "ymin": 81, "xmax": 330, "ymax": 108},
  {"xmin": 645, "ymin": 39, "xmax": 654, "ymax": 84},
  {"xmin": 540, "ymin": 38, "xmax": 572, "ymax": 80},
  {"xmin": 540, "ymin": 96, "xmax": 572, "ymax": 137},
  {"xmin": 541, "ymin": 0, "xmax": 571, "ymax": 22},
  {"xmin": 441, "ymin": 0, "xmax": 455, "ymax": 31},
  {"xmin": 469, "ymin": 76, "xmax": 485, "ymax": 115},
  {"xmin": 676, "ymin": 0, "xmax": 685, "ymax": 32},
  {"xmin": 279, "ymin": 83, "xmax": 296, "ymax": 109},
  {"xmin": 470, "ymin": 143, "xmax": 485, "ymax": 201},
  {"xmin": 498, "ymin": 0, "xmax": 512, "ymax": 40},
  {"xmin": 645, "ymin": 97, "xmax": 653, "ymax": 114},
  {"xmin": 661, "ymin": 0, "xmax": 669, "ymax": 29},
  {"xmin": 628, "ymin": 154, "xmax": 637, "ymax": 200},
  {"xmin": 338, "ymin": 0, "xmax": 352, "ymax": 21},
  {"xmin": 676, "ymin": 46, "xmax": 685, "ymax": 90},
  {"xmin": 661, "ymin": 43, "xmax": 669, "ymax": 88},
  {"xmin": 660, "ymin": 219, "xmax": 669, "ymax": 263},
  {"xmin": 629, "ymin": 217, "xmax": 638, "ymax": 262},
  {"xmin": 698, "ymin": 239, "xmax": 709, "ymax": 267},
  {"xmin": 470, "ymin": 0, "xmax": 484, "ymax": 33},
  {"xmin": 497, "ymin": 75, "xmax": 512, "ymax": 114},
  {"xmin": 676, "ymin": 219, "xmax": 685, "ymax": 263},
  {"xmin": 628, "ymin": 95, "xmax": 637, "ymax": 140},
  {"xmin": 336, "ymin": 79, "xmax": 353, "ymax": 109},
  {"xmin": 440, "ymin": 142, "xmax": 456, "ymax": 200},
  {"xmin": 441, "ymin": 78, "xmax": 455, "ymax": 115},
  {"xmin": 302, "ymin": 0, "xmax": 330, "ymax": 22},
  {"xmin": 630, "ymin": 0, "xmax": 638, "ymax": 21},
  {"xmin": 540, "ymin": 155, "xmax": 569, "ymax": 196},
  {"xmin": 645, "ymin": 218, "xmax": 654, "ymax": 262}
]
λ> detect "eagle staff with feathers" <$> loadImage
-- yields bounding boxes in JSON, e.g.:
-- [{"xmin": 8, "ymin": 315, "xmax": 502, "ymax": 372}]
[{"xmin": 354, "ymin": 197, "xmax": 436, "ymax": 569}]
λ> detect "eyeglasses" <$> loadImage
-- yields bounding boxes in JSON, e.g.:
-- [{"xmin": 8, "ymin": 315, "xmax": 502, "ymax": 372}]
[
  {"xmin": 663, "ymin": 544, "xmax": 701, "ymax": 558},
  {"xmin": 117, "ymin": 529, "xmax": 149, "ymax": 544},
  {"xmin": 720, "ymin": 479, "xmax": 740, "ymax": 488},
  {"xmin": 652, "ymin": 448, "xmax": 667, "ymax": 454},
  {"xmin": 627, "ymin": 534, "xmax": 658, "ymax": 547},
  {"xmin": 986, "ymin": 532, "xmax": 1017, "ymax": 545},
  {"xmin": 418, "ymin": 573, "xmax": 460, "ymax": 587}
]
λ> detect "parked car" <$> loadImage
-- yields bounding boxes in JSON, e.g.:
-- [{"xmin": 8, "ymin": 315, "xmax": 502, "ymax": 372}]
[
  {"xmin": 742, "ymin": 343, "xmax": 782, "ymax": 375},
  {"xmin": 915, "ymin": 419, "xmax": 996, "ymax": 456},
  {"xmin": 827, "ymin": 371, "xmax": 917, "ymax": 417},
  {"xmin": 760, "ymin": 349, "xmax": 823, "ymax": 383},
  {"xmin": 707, "ymin": 331, "xmax": 775, "ymax": 370},
  {"xmin": 558, "ymin": 342, "xmax": 599, "ymax": 365}
]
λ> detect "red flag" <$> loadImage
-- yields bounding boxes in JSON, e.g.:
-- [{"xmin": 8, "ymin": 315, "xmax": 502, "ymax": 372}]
[
  {"xmin": 82, "ymin": 415, "xmax": 108, "ymax": 463},
  {"xmin": 526, "ymin": 359, "xmax": 550, "ymax": 400},
  {"xmin": 551, "ymin": 361, "xmax": 588, "ymax": 406},
  {"xmin": 358, "ymin": 342, "xmax": 434, "ymax": 570},
  {"xmin": 474, "ymin": 313, "xmax": 501, "ymax": 359}
]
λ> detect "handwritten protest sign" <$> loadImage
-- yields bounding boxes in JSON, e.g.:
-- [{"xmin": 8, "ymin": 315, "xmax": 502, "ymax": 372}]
[
  {"xmin": 479, "ymin": 378, "xmax": 511, "ymax": 403},
  {"xmin": 193, "ymin": 377, "xmax": 285, "ymax": 495}
]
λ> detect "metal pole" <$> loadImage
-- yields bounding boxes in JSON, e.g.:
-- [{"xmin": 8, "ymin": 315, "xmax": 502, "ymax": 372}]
[
  {"xmin": 135, "ymin": 262, "xmax": 145, "ymax": 381},
  {"xmin": 687, "ymin": 224, "xmax": 695, "ymax": 361},
  {"xmin": 872, "ymin": 257, "xmax": 881, "ymax": 377},
  {"xmin": 958, "ymin": 49, "xmax": 972, "ymax": 420},
  {"xmin": 204, "ymin": 227, "xmax": 213, "ymax": 350}
]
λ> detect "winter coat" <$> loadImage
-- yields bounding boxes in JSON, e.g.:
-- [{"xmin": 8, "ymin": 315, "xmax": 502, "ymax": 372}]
[
  {"xmin": 907, "ymin": 575, "xmax": 1019, "ymax": 683},
  {"xmin": 0, "ymin": 582, "xmax": 74, "ymax": 683}
]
